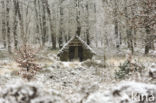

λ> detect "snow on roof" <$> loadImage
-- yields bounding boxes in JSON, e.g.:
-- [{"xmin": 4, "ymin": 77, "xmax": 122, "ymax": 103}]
[{"xmin": 57, "ymin": 36, "xmax": 96, "ymax": 56}]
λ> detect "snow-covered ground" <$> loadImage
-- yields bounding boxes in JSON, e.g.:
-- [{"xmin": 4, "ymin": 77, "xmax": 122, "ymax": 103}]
[{"xmin": 0, "ymin": 48, "xmax": 156, "ymax": 103}]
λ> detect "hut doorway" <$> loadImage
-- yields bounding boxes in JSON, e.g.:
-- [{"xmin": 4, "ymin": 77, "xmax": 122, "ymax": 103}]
[{"xmin": 69, "ymin": 46, "xmax": 83, "ymax": 61}]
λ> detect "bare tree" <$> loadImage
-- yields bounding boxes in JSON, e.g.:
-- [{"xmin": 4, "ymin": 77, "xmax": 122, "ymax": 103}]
[
  {"xmin": 45, "ymin": 0, "xmax": 56, "ymax": 49},
  {"xmin": 76, "ymin": 0, "xmax": 81, "ymax": 36},
  {"xmin": 58, "ymin": 0, "xmax": 64, "ymax": 48},
  {"xmin": 13, "ymin": 0, "xmax": 18, "ymax": 49},
  {"xmin": 6, "ymin": 0, "xmax": 11, "ymax": 53},
  {"xmin": 41, "ymin": 0, "xmax": 47, "ymax": 46},
  {"xmin": 114, "ymin": 0, "xmax": 119, "ymax": 48},
  {"xmin": 16, "ymin": 0, "xmax": 26, "ymax": 45},
  {"xmin": 124, "ymin": 0, "xmax": 134, "ymax": 54},
  {"xmin": 1, "ymin": 0, "xmax": 6, "ymax": 48},
  {"xmin": 86, "ymin": 1, "xmax": 90, "ymax": 45}
]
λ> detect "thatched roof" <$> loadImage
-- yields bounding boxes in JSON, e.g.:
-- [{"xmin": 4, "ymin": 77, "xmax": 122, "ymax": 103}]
[{"xmin": 57, "ymin": 36, "xmax": 96, "ymax": 56}]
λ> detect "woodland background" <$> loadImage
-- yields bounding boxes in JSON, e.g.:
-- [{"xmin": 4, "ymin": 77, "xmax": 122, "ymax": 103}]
[{"xmin": 0, "ymin": 0, "xmax": 155, "ymax": 55}]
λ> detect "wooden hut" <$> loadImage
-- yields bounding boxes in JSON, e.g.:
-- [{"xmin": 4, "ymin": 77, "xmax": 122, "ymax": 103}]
[{"xmin": 57, "ymin": 36, "xmax": 96, "ymax": 61}]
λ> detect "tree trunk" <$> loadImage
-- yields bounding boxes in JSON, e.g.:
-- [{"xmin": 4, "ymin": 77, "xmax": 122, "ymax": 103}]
[
  {"xmin": 133, "ymin": 28, "xmax": 137, "ymax": 47},
  {"xmin": 16, "ymin": 0, "xmax": 25, "ymax": 45},
  {"xmin": 59, "ymin": 0, "xmax": 64, "ymax": 49},
  {"xmin": 144, "ymin": 26, "xmax": 151, "ymax": 54},
  {"xmin": 45, "ymin": 0, "xmax": 56, "ymax": 49},
  {"xmin": 6, "ymin": 0, "xmax": 11, "ymax": 53},
  {"xmin": 13, "ymin": 0, "xmax": 18, "ymax": 49},
  {"xmin": 124, "ymin": 0, "xmax": 134, "ymax": 54},
  {"xmin": 34, "ymin": 0, "xmax": 40, "ymax": 44},
  {"xmin": 114, "ymin": 0, "xmax": 119, "ymax": 48},
  {"xmin": 86, "ymin": 2, "xmax": 90, "ymax": 45},
  {"xmin": 1, "ymin": 0, "xmax": 6, "ymax": 48},
  {"xmin": 114, "ymin": 20, "xmax": 119, "ymax": 47},
  {"xmin": 41, "ymin": 1, "xmax": 47, "ymax": 46},
  {"xmin": 76, "ymin": 0, "xmax": 81, "ymax": 36},
  {"xmin": 127, "ymin": 28, "xmax": 134, "ymax": 54},
  {"xmin": 37, "ymin": 0, "xmax": 43, "ymax": 47}
]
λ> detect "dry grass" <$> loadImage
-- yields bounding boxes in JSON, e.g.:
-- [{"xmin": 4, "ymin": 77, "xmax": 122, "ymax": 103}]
[
  {"xmin": 106, "ymin": 56, "xmax": 126, "ymax": 67},
  {"xmin": 106, "ymin": 55, "xmax": 156, "ymax": 67},
  {"xmin": 0, "ymin": 61, "xmax": 21, "ymax": 75}
]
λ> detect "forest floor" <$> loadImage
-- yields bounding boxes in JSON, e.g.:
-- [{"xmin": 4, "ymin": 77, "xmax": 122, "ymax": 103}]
[{"xmin": 0, "ymin": 47, "xmax": 156, "ymax": 103}]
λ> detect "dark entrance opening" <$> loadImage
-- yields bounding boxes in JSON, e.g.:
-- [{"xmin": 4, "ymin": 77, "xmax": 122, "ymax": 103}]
[
  {"xmin": 78, "ymin": 46, "xmax": 83, "ymax": 61},
  {"xmin": 69, "ymin": 46, "xmax": 83, "ymax": 61}
]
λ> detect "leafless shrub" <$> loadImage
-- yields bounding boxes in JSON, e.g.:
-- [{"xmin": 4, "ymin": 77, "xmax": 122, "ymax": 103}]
[{"xmin": 14, "ymin": 44, "xmax": 41, "ymax": 80}]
